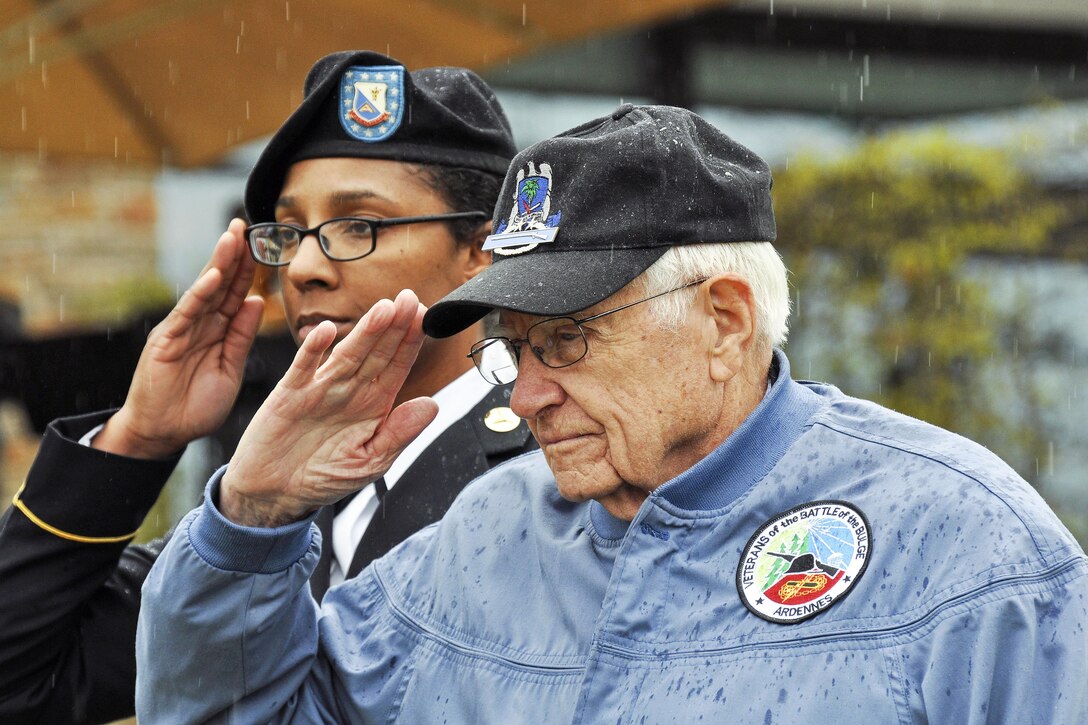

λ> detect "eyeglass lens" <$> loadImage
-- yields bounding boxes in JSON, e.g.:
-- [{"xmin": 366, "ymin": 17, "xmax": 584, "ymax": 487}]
[
  {"xmin": 248, "ymin": 219, "xmax": 376, "ymax": 265},
  {"xmin": 472, "ymin": 318, "xmax": 589, "ymax": 384},
  {"xmin": 473, "ymin": 340, "xmax": 520, "ymax": 385},
  {"xmin": 527, "ymin": 318, "xmax": 588, "ymax": 367}
]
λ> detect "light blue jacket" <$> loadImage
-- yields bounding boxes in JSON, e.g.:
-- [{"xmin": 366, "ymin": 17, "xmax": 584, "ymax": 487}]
[{"xmin": 136, "ymin": 353, "xmax": 1087, "ymax": 723}]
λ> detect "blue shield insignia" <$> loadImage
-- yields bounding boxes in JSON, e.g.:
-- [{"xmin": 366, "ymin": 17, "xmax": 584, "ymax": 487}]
[
  {"xmin": 339, "ymin": 65, "xmax": 405, "ymax": 142},
  {"xmin": 516, "ymin": 175, "xmax": 549, "ymax": 217}
]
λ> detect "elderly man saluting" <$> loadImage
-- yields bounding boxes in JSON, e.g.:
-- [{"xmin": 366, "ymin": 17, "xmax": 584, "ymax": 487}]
[{"xmin": 137, "ymin": 105, "xmax": 1087, "ymax": 723}]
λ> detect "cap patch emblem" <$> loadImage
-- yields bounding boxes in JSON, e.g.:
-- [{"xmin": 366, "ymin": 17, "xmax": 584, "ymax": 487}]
[
  {"xmin": 484, "ymin": 161, "xmax": 562, "ymax": 255},
  {"xmin": 340, "ymin": 65, "xmax": 404, "ymax": 142},
  {"xmin": 737, "ymin": 500, "xmax": 871, "ymax": 624}
]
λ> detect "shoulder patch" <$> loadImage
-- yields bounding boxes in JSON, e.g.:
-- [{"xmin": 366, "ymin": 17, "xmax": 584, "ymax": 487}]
[{"xmin": 736, "ymin": 500, "xmax": 871, "ymax": 624}]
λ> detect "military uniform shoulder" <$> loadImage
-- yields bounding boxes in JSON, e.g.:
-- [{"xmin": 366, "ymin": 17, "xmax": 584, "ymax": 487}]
[
  {"xmin": 748, "ymin": 384, "xmax": 1086, "ymax": 628},
  {"xmin": 794, "ymin": 382, "xmax": 1081, "ymax": 568},
  {"xmin": 808, "ymin": 383, "xmax": 1021, "ymax": 487}
]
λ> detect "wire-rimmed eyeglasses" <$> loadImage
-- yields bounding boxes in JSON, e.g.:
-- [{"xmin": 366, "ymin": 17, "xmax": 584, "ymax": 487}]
[
  {"xmin": 468, "ymin": 278, "xmax": 708, "ymax": 385},
  {"xmin": 245, "ymin": 211, "xmax": 489, "ymax": 267}
]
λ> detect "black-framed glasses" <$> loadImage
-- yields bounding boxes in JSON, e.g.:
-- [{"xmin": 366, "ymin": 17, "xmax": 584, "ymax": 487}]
[
  {"xmin": 468, "ymin": 278, "xmax": 708, "ymax": 385},
  {"xmin": 245, "ymin": 211, "xmax": 489, "ymax": 267}
]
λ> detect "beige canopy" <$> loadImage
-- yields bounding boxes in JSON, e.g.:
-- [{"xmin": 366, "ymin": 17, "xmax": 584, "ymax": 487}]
[{"xmin": 0, "ymin": 0, "xmax": 725, "ymax": 167}]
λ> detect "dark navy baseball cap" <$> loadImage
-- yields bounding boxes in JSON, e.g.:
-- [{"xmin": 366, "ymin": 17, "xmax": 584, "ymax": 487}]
[
  {"xmin": 422, "ymin": 104, "xmax": 777, "ymax": 339},
  {"xmin": 244, "ymin": 50, "xmax": 516, "ymax": 223}
]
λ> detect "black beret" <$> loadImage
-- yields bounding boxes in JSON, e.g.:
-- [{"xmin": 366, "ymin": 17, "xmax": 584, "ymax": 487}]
[
  {"xmin": 244, "ymin": 50, "xmax": 516, "ymax": 223},
  {"xmin": 423, "ymin": 104, "xmax": 776, "ymax": 338}
]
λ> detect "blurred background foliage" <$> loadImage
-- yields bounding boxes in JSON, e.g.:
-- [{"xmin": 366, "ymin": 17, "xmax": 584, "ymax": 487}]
[
  {"xmin": 66, "ymin": 276, "xmax": 174, "ymax": 328},
  {"xmin": 774, "ymin": 130, "xmax": 1082, "ymax": 542}
]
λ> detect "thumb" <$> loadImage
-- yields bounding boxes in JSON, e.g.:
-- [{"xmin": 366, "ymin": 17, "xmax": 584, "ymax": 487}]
[{"xmin": 370, "ymin": 397, "xmax": 439, "ymax": 460}]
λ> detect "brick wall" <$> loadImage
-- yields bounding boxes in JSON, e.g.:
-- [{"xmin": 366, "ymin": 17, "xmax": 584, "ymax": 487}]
[
  {"xmin": 0, "ymin": 154, "xmax": 158, "ymax": 503},
  {"xmin": 0, "ymin": 154, "xmax": 159, "ymax": 335}
]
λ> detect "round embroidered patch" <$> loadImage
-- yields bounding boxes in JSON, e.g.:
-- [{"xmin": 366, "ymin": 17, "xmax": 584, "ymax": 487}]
[{"xmin": 736, "ymin": 500, "xmax": 871, "ymax": 624}]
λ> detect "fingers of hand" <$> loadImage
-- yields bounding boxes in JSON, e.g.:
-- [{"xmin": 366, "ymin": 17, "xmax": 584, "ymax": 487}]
[
  {"xmin": 153, "ymin": 266, "xmax": 223, "ymax": 345},
  {"xmin": 194, "ymin": 222, "xmax": 253, "ymax": 318},
  {"xmin": 178, "ymin": 230, "xmax": 240, "ymax": 324},
  {"xmin": 221, "ymin": 220, "xmax": 258, "ymax": 316},
  {"xmin": 307, "ymin": 397, "xmax": 438, "ymax": 496},
  {"xmin": 280, "ymin": 291, "xmax": 421, "ymax": 407},
  {"xmin": 221, "ymin": 296, "xmax": 265, "ymax": 373},
  {"xmin": 353, "ymin": 290, "xmax": 423, "ymax": 383},
  {"xmin": 315, "ymin": 295, "xmax": 401, "ymax": 381},
  {"xmin": 281, "ymin": 319, "xmax": 337, "ymax": 388},
  {"xmin": 161, "ymin": 220, "xmax": 260, "ymax": 344},
  {"xmin": 368, "ymin": 301, "xmax": 427, "ymax": 397},
  {"xmin": 198, "ymin": 224, "xmax": 242, "ymax": 280},
  {"xmin": 228, "ymin": 217, "xmax": 247, "ymax": 236}
]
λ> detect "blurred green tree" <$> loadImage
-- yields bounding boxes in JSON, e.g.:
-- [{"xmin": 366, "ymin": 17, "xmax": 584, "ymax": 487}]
[
  {"xmin": 773, "ymin": 131, "xmax": 1069, "ymax": 494},
  {"xmin": 68, "ymin": 275, "xmax": 174, "ymax": 328}
]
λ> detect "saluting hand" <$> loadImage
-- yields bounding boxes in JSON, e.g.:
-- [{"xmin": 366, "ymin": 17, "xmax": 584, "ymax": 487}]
[
  {"xmin": 94, "ymin": 219, "xmax": 265, "ymax": 459},
  {"xmin": 219, "ymin": 289, "xmax": 439, "ymax": 528}
]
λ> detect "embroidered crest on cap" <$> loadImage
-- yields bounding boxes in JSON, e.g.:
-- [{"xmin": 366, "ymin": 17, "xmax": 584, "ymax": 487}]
[
  {"xmin": 737, "ymin": 500, "xmax": 871, "ymax": 624},
  {"xmin": 339, "ymin": 65, "xmax": 404, "ymax": 142},
  {"xmin": 483, "ymin": 161, "xmax": 562, "ymax": 255}
]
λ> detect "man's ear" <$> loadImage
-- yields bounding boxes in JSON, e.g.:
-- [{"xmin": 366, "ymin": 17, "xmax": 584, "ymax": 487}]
[
  {"xmin": 703, "ymin": 275, "xmax": 756, "ymax": 383},
  {"xmin": 459, "ymin": 221, "xmax": 492, "ymax": 282}
]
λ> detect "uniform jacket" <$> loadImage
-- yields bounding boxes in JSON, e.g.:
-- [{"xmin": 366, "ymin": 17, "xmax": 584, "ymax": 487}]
[
  {"xmin": 137, "ymin": 352, "xmax": 1088, "ymax": 724},
  {"xmin": 0, "ymin": 385, "xmax": 533, "ymax": 724}
]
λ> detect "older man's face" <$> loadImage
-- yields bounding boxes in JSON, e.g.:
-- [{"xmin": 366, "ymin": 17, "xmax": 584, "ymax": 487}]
[{"xmin": 504, "ymin": 282, "xmax": 726, "ymax": 520}]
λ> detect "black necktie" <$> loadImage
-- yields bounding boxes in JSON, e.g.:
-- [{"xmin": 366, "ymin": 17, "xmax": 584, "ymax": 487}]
[{"xmin": 332, "ymin": 477, "xmax": 386, "ymax": 516}]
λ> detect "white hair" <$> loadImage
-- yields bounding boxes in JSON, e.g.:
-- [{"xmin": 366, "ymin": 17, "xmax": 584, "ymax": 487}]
[{"xmin": 639, "ymin": 242, "xmax": 791, "ymax": 351}]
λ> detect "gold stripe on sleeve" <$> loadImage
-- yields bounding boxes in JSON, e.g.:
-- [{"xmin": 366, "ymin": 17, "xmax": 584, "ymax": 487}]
[{"xmin": 12, "ymin": 483, "xmax": 139, "ymax": 544}]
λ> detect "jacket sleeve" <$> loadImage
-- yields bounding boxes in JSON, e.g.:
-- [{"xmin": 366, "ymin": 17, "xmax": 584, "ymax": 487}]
[
  {"xmin": 0, "ymin": 412, "xmax": 180, "ymax": 725},
  {"xmin": 136, "ymin": 470, "xmax": 425, "ymax": 724},
  {"xmin": 136, "ymin": 470, "xmax": 326, "ymax": 723},
  {"xmin": 901, "ymin": 556, "xmax": 1088, "ymax": 724}
]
